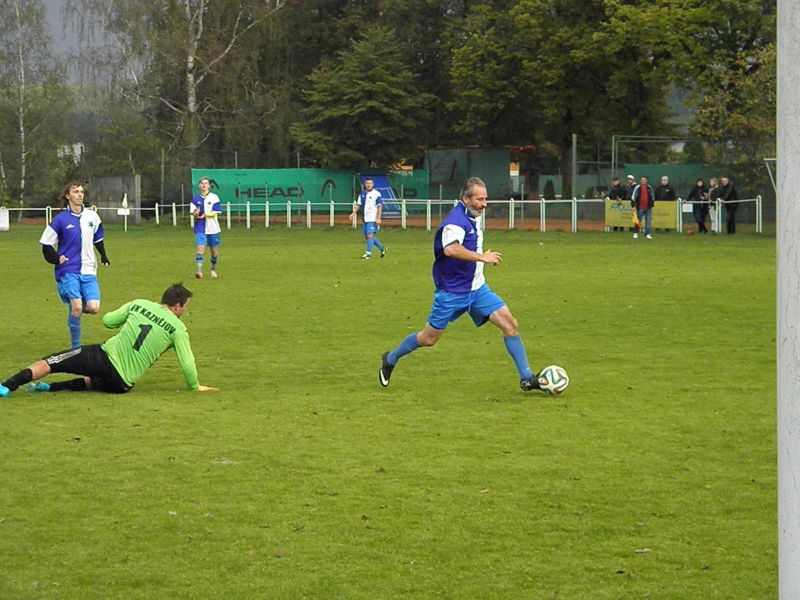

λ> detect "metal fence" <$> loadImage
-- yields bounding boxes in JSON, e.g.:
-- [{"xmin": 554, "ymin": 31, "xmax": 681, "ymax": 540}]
[{"xmin": 0, "ymin": 196, "xmax": 764, "ymax": 233}]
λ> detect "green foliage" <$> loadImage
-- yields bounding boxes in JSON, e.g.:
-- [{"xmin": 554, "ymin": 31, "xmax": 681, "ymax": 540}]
[
  {"xmin": 60, "ymin": 0, "xmax": 775, "ymax": 192},
  {"xmin": 0, "ymin": 225, "xmax": 776, "ymax": 598},
  {"xmin": 80, "ymin": 99, "xmax": 163, "ymax": 200},
  {"xmin": 448, "ymin": 0, "xmax": 676, "ymax": 175},
  {"xmin": 291, "ymin": 25, "xmax": 435, "ymax": 170},
  {"xmin": 604, "ymin": 0, "xmax": 776, "ymax": 191},
  {"xmin": 692, "ymin": 44, "xmax": 776, "ymax": 194},
  {"xmin": 0, "ymin": 0, "xmax": 74, "ymax": 205}
]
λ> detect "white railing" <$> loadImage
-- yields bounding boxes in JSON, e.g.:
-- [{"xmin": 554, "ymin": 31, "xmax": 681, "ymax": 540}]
[{"xmin": 0, "ymin": 196, "xmax": 764, "ymax": 234}]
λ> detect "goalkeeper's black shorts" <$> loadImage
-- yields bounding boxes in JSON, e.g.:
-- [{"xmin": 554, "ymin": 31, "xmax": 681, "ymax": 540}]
[{"xmin": 44, "ymin": 344, "xmax": 132, "ymax": 394}]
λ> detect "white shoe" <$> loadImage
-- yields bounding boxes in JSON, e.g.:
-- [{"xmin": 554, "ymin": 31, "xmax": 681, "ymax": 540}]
[
  {"xmin": 646, "ymin": 234, "xmax": 653, "ymax": 240},
  {"xmin": 210, "ymin": 269, "xmax": 218, "ymax": 279},
  {"xmin": 361, "ymin": 253, "xmax": 371, "ymax": 260},
  {"xmin": 633, "ymin": 233, "xmax": 638, "ymax": 239}
]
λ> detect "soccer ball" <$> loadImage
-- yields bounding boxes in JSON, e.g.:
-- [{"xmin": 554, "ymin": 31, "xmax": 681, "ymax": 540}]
[{"xmin": 538, "ymin": 365, "xmax": 569, "ymax": 395}]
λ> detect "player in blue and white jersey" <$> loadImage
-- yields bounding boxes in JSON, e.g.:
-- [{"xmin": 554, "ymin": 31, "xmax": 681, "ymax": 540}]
[
  {"xmin": 39, "ymin": 182, "xmax": 110, "ymax": 349},
  {"xmin": 379, "ymin": 177, "xmax": 548, "ymax": 392},
  {"xmin": 191, "ymin": 176, "xmax": 222, "ymax": 279},
  {"xmin": 349, "ymin": 178, "xmax": 386, "ymax": 259}
]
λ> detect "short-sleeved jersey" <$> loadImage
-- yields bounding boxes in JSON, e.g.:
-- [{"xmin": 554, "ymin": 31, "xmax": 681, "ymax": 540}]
[
  {"xmin": 39, "ymin": 208, "xmax": 104, "ymax": 280},
  {"xmin": 191, "ymin": 192, "xmax": 222, "ymax": 235},
  {"xmin": 357, "ymin": 189, "xmax": 383, "ymax": 223},
  {"xmin": 101, "ymin": 299, "xmax": 199, "ymax": 390},
  {"xmin": 432, "ymin": 202, "xmax": 485, "ymax": 293}
]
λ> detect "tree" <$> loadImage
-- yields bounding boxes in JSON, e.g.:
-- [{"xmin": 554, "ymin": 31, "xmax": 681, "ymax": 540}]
[
  {"xmin": 65, "ymin": 0, "xmax": 284, "ymax": 163},
  {"xmin": 0, "ymin": 0, "xmax": 72, "ymax": 206},
  {"xmin": 692, "ymin": 43, "xmax": 776, "ymax": 193},
  {"xmin": 603, "ymin": 0, "xmax": 776, "ymax": 191},
  {"xmin": 291, "ymin": 25, "xmax": 435, "ymax": 170},
  {"xmin": 448, "ymin": 0, "xmax": 675, "ymax": 176}
]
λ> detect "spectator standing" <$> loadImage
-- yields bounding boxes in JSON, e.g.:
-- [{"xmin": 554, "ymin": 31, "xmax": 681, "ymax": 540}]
[
  {"xmin": 719, "ymin": 176, "xmax": 739, "ymax": 234},
  {"xmin": 608, "ymin": 177, "xmax": 625, "ymax": 200},
  {"xmin": 631, "ymin": 176, "xmax": 655, "ymax": 239},
  {"xmin": 624, "ymin": 175, "xmax": 636, "ymax": 202},
  {"xmin": 654, "ymin": 176, "xmax": 676, "ymax": 201},
  {"xmin": 608, "ymin": 177, "xmax": 625, "ymax": 231},
  {"xmin": 686, "ymin": 178, "xmax": 709, "ymax": 234},
  {"xmin": 624, "ymin": 175, "xmax": 636, "ymax": 232},
  {"xmin": 708, "ymin": 178, "xmax": 721, "ymax": 233}
]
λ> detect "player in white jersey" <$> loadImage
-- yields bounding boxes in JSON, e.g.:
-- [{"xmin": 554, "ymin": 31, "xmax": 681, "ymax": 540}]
[
  {"xmin": 349, "ymin": 178, "xmax": 386, "ymax": 260},
  {"xmin": 191, "ymin": 176, "xmax": 222, "ymax": 279},
  {"xmin": 39, "ymin": 182, "xmax": 110, "ymax": 348}
]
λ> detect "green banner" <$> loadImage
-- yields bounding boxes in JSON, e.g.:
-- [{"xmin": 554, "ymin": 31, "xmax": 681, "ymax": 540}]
[
  {"xmin": 388, "ymin": 170, "xmax": 429, "ymax": 200},
  {"xmin": 191, "ymin": 169, "xmax": 358, "ymax": 211},
  {"xmin": 191, "ymin": 168, "xmax": 431, "ymax": 212}
]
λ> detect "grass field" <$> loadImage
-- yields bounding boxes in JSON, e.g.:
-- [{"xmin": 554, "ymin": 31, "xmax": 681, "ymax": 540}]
[{"xmin": 0, "ymin": 224, "xmax": 776, "ymax": 599}]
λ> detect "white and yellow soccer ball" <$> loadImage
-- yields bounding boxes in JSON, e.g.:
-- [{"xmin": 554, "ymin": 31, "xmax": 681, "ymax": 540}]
[{"xmin": 538, "ymin": 365, "xmax": 569, "ymax": 395}]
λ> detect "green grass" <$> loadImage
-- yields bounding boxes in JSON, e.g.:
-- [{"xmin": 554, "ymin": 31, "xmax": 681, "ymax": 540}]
[{"xmin": 0, "ymin": 224, "xmax": 775, "ymax": 599}]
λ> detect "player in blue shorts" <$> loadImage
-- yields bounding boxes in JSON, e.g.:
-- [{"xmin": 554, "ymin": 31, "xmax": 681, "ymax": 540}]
[
  {"xmin": 349, "ymin": 178, "xmax": 386, "ymax": 260},
  {"xmin": 191, "ymin": 176, "xmax": 222, "ymax": 279},
  {"xmin": 40, "ymin": 182, "xmax": 110, "ymax": 348},
  {"xmin": 379, "ymin": 177, "xmax": 548, "ymax": 392}
]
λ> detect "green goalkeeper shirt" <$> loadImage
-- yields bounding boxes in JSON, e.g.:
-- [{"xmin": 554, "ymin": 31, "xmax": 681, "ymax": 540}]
[{"xmin": 101, "ymin": 299, "xmax": 199, "ymax": 390}]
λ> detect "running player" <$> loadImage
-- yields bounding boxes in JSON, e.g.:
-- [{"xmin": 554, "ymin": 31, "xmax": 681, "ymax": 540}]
[
  {"xmin": 379, "ymin": 177, "xmax": 547, "ymax": 392},
  {"xmin": 40, "ymin": 182, "xmax": 110, "ymax": 348}
]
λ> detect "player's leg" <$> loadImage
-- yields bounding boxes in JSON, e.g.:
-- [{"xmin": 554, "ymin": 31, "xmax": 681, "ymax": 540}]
[
  {"xmin": 81, "ymin": 275, "xmax": 101, "ymax": 315},
  {"xmin": 67, "ymin": 298, "xmax": 83, "ymax": 348},
  {"xmin": 195, "ymin": 233, "xmax": 206, "ymax": 278},
  {"xmin": 473, "ymin": 286, "xmax": 540, "ymax": 391},
  {"xmin": 371, "ymin": 224, "xmax": 385, "ymax": 256},
  {"xmin": 209, "ymin": 235, "xmax": 220, "ymax": 278},
  {"xmin": 490, "ymin": 308, "xmax": 544, "ymax": 391},
  {"xmin": 46, "ymin": 378, "xmax": 90, "ymax": 392},
  {"xmin": 363, "ymin": 221, "xmax": 375, "ymax": 258},
  {"xmin": 380, "ymin": 290, "xmax": 463, "ymax": 387},
  {"xmin": 388, "ymin": 322, "xmax": 446, "ymax": 364},
  {"xmin": 727, "ymin": 204, "xmax": 737, "ymax": 234},
  {"xmin": 380, "ymin": 324, "xmax": 445, "ymax": 387},
  {"xmin": 57, "ymin": 274, "xmax": 84, "ymax": 348},
  {"xmin": 0, "ymin": 358, "xmax": 53, "ymax": 396},
  {"xmin": 36, "ymin": 345, "xmax": 111, "ymax": 394}
]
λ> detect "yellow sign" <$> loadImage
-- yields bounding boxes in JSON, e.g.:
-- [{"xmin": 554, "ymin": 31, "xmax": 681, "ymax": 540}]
[{"xmin": 604, "ymin": 200, "xmax": 678, "ymax": 229}]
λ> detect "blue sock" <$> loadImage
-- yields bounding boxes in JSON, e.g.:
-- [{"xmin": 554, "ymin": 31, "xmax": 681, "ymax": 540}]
[
  {"xmin": 372, "ymin": 237, "xmax": 384, "ymax": 252},
  {"xmin": 366, "ymin": 238, "xmax": 375, "ymax": 254},
  {"xmin": 388, "ymin": 332, "xmax": 421, "ymax": 366},
  {"xmin": 196, "ymin": 253, "xmax": 203, "ymax": 270},
  {"xmin": 68, "ymin": 313, "xmax": 81, "ymax": 348},
  {"xmin": 503, "ymin": 335, "xmax": 533, "ymax": 379}
]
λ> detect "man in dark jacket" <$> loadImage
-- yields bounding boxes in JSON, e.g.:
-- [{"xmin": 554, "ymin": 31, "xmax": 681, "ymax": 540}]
[
  {"xmin": 654, "ymin": 176, "xmax": 676, "ymax": 201},
  {"xmin": 608, "ymin": 177, "xmax": 625, "ymax": 200},
  {"xmin": 631, "ymin": 176, "xmax": 655, "ymax": 239},
  {"xmin": 719, "ymin": 176, "xmax": 738, "ymax": 234}
]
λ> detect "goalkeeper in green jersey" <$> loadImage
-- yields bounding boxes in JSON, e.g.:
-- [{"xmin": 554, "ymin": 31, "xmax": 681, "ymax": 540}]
[{"xmin": 0, "ymin": 283, "xmax": 216, "ymax": 396}]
